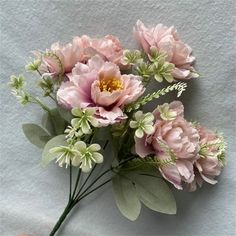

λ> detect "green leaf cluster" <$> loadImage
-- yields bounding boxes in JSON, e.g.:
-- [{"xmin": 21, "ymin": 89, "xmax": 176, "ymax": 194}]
[{"xmin": 112, "ymin": 162, "xmax": 176, "ymax": 220}]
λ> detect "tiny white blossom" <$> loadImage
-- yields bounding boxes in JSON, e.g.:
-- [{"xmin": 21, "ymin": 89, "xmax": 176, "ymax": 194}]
[
  {"xmin": 130, "ymin": 111, "xmax": 155, "ymax": 138},
  {"xmin": 65, "ymin": 107, "xmax": 99, "ymax": 140},
  {"xmin": 49, "ymin": 141, "xmax": 103, "ymax": 171},
  {"xmin": 50, "ymin": 145, "xmax": 80, "ymax": 168},
  {"xmin": 158, "ymin": 104, "xmax": 177, "ymax": 121},
  {"xmin": 71, "ymin": 107, "xmax": 99, "ymax": 134},
  {"xmin": 73, "ymin": 141, "xmax": 103, "ymax": 172},
  {"xmin": 65, "ymin": 125, "xmax": 83, "ymax": 140}
]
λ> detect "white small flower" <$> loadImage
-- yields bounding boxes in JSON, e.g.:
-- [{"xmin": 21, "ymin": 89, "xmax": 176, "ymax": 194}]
[
  {"xmin": 50, "ymin": 141, "xmax": 103, "ymax": 171},
  {"xmin": 50, "ymin": 145, "xmax": 80, "ymax": 168},
  {"xmin": 130, "ymin": 111, "xmax": 155, "ymax": 138},
  {"xmin": 73, "ymin": 141, "xmax": 103, "ymax": 172},
  {"xmin": 65, "ymin": 125, "xmax": 83, "ymax": 140},
  {"xmin": 71, "ymin": 107, "xmax": 99, "ymax": 134},
  {"xmin": 158, "ymin": 104, "xmax": 177, "ymax": 121}
]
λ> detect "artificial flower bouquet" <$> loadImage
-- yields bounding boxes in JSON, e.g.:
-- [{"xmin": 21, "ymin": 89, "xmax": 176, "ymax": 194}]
[{"xmin": 10, "ymin": 20, "xmax": 226, "ymax": 235}]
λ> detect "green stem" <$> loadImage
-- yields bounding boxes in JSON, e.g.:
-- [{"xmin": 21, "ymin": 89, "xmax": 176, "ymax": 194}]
[
  {"xmin": 74, "ymin": 164, "xmax": 98, "ymax": 199},
  {"xmin": 77, "ymin": 179, "xmax": 111, "ymax": 202},
  {"xmin": 75, "ymin": 156, "xmax": 136, "ymax": 201},
  {"xmin": 69, "ymin": 162, "xmax": 72, "ymax": 200},
  {"xmin": 49, "ymin": 156, "xmax": 136, "ymax": 235},
  {"xmin": 49, "ymin": 177, "xmax": 112, "ymax": 236},
  {"xmin": 49, "ymin": 199, "xmax": 76, "ymax": 236},
  {"xmin": 30, "ymin": 96, "xmax": 51, "ymax": 113},
  {"xmin": 49, "ymin": 94, "xmax": 57, "ymax": 102},
  {"xmin": 71, "ymin": 168, "xmax": 81, "ymax": 199},
  {"xmin": 36, "ymin": 69, "xmax": 42, "ymax": 76}
]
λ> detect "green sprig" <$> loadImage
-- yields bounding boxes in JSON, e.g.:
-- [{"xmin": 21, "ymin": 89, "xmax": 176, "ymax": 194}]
[{"xmin": 125, "ymin": 82, "xmax": 187, "ymax": 112}]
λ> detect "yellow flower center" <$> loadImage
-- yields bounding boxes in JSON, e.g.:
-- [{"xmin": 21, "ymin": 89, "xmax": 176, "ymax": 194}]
[{"xmin": 99, "ymin": 78, "xmax": 123, "ymax": 92}]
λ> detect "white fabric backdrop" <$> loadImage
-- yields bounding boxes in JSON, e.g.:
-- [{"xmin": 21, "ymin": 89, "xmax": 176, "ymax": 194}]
[{"xmin": 1, "ymin": 0, "xmax": 236, "ymax": 235}]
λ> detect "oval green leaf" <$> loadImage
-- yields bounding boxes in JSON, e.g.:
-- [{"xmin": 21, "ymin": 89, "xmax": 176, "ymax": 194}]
[
  {"xmin": 130, "ymin": 174, "xmax": 176, "ymax": 215},
  {"xmin": 22, "ymin": 123, "xmax": 51, "ymax": 149},
  {"xmin": 112, "ymin": 174, "xmax": 141, "ymax": 221},
  {"xmin": 41, "ymin": 112, "xmax": 55, "ymax": 135},
  {"xmin": 57, "ymin": 105, "xmax": 73, "ymax": 123}
]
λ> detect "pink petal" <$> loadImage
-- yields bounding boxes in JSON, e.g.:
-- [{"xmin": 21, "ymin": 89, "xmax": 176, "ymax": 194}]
[
  {"xmin": 134, "ymin": 135, "xmax": 154, "ymax": 158},
  {"xmin": 172, "ymin": 68, "xmax": 191, "ymax": 79},
  {"xmin": 159, "ymin": 163, "xmax": 183, "ymax": 190}
]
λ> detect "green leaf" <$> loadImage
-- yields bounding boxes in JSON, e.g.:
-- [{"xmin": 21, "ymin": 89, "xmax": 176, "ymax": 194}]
[
  {"xmin": 154, "ymin": 74, "xmax": 163, "ymax": 82},
  {"xmin": 22, "ymin": 123, "xmax": 51, "ymax": 148},
  {"xmin": 50, "ymin": 109, "xmax": 66, "ymax": 135},
  {"xmin": 57, "ymin": 105, "xmax": 73, "ymax": 123},
  {"xmin": 41, "ymin": 134, "xmax": 67, "ymax": 167},
  {"xmin": 112, "ymin": 174, "xmax": 141, "ymax": 221},
  {"xmin": 42, "ymin": 112, "xmax": 55, "ymax": 135},
  {"xmin": 120, "ymin": 159, "xmax": 161, "ymax": 178},
  {"xmin": 129, "ymin": 174, "xmax": 176, "ymax": 215},
  {"xmin": 42, "ymin": 109, "xmax": 66, "ymax": 135},
  {"xmin": 163, "ymin": 74, "xmax": 174, "ymax": 83}
]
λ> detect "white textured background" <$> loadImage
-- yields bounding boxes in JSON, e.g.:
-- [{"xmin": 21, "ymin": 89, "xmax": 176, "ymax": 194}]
[{"xmin": 1, "ymin": 0, "xmax": 236, "ymax": 235}]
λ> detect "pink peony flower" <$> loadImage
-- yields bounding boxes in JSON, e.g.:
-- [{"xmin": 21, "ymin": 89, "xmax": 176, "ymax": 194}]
[
  {"xmin": 187, "ymin": 126, "xmax": 225, "ymax": 191},
  {"xmin": 40, "ymin": 35, "xmax": 126, "ymax": 76},
  {"xmin": 57, "ymin": 55, "xmax": 145, "ymax": 126},
  {"xmin": 133, "ymin": 20, "xmax": 198, "ymax": 80},
  {"xmin": 135, "ymin": 101, "xmax": 200, "ymax": 189}
]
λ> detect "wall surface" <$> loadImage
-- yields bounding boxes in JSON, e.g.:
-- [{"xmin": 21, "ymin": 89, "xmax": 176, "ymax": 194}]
[{"xmin": 1, "ymin": 0, "xmax": 236, "ymax": 235}]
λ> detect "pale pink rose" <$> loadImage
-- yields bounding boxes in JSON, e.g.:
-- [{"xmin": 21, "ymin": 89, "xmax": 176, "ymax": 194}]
[
  {"xmin": 57, "ymin": 55, "xmax": 145, "ymax": 126},
  {"xmin": 133, "ymin": 20, "xmax": 197, "ymax": 80},
  {"xmin": 187, "ymin": 126, "xmax": 225, "ymax": 191},
  {"xmin": 135, "ymin": 101, "xmax": 200, "ymax": 189}
]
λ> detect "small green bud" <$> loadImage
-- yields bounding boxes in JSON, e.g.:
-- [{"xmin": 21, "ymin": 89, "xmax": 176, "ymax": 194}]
[
  {"xmin": 148, "ymin": 46, "xmax": 167, "ymax": 63},
  {"xmin": 136, "ymin": 62, "xmax": 153, "ymax": 78},
  {"xmin": 25, "ymin": 59, "xmax": 41, "ymax": 72},
  {"xmin": 38, "ymin": 77, "xmax": 54, "ymax": 96},
  {"xmin": 9, "ymin": 75, "xmax": 25, "ymax": 90},
  {"xmin": 122, "ymin": 49, "xmax": 144, "ymax": 65},
  {"xmin": 12, "ymin": 90, "xmax": 30, "ymax": 105},
  {"xmin": 151, "ymin": 60, "xmax": 175, "ymax": 83}
]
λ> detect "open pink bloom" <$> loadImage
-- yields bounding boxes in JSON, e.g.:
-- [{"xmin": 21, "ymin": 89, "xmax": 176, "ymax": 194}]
[
  {"xmin": 187, "ymin": 126, "xmax": 225, "ymax": 191},
  {"xmin": 57, "ymin": 55, "xmax": 145, "ymax": 126},
  {"xmin": 135, "ymin": 101, "xmax": 200, "ymax": 189},
  {"xmin": 133, "ymin": 20, "xmax": 197, "ymax": 80}
]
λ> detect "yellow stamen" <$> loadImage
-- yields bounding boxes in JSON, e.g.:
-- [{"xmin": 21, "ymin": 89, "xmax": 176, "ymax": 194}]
[{"xmin": 99, "ymin": 78, "xmax": 123, "ymax": 92}]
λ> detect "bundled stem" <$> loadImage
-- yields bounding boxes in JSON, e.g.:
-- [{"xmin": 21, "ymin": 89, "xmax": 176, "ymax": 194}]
[{"xmin": 49, "ymin": 154, "xmax": 137, "ymax": 235}]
